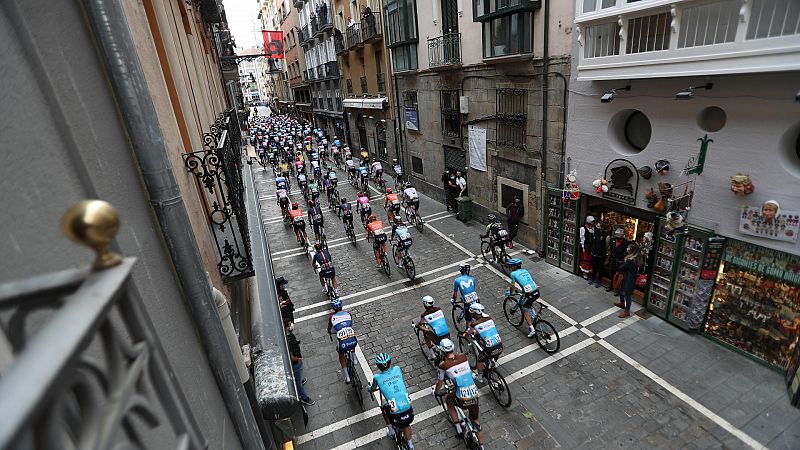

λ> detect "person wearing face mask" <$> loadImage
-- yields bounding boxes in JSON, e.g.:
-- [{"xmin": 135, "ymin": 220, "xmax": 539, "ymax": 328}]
[
  {"xmin": 505, "ymin": 196, "xmax": 524, "ymax": 247},
  {"xmin": 614, "ymin": 243, "xmax": 641, "ymax": 318},
  {"xmin": 285, "ymin": 319, "xmax": 315, "ymax": 406},
  {"xmin": 606, "ymin": 228, "xmax": 629, "ymax": 294},
  {"xmin": 588, "ymin": 221, "xmax": 609, "ymax": 288}
]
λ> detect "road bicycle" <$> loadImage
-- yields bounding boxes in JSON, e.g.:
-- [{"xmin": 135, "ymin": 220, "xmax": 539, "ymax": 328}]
[
  {"xmin": 280, "ymin": 202, "xmax": 291, "ymax": 227},
  {"xmin": 360, "ymin": 175, "xmax": 370, "ymax": 193},
  {"xmin": 403, "ymin": 202, "xmax": 424, "ymax": 233},
  {"xmin": 457, "ymin": 333, "xmax": 511, "ymax": 407},
  {"xmin": 450, "ymin": 297, "xmax": 477, "ymax": 334},
  {"xmin": 391, "ymin": 239, "xmax": 416, "ymax": 281},
  {"xmin": 375, "ymin": 174, "xmax": 387, "ymax": 192},
  {"xmin": 349, "ymin": 171, "xmax": 359, "ymax": 189},
  {"xmin": 503, "ymin": 293, "xmax": 561, "ymax": 354},
  {"xmin": 412, "ymin": 322, "xmax": 444, "ymax": 368},
  {"xmin": 434, "ymin": 380, "xmax": 482, "ymax": 450},
  {"xmin": 341, "ymin": 214, "xmax": 357, "ymax": 246},
  {"xmin": 369, "ymin": 390, "xmax": 412, "ymax": 450},
  {"xmin": 329, "ymin": 333, "xmax": 364, "ymax": 408},
  {"xmin": 313, "ymin": 224, "xmax": 329, "ymax": 252},
  {"xmin": 480, "ymin": 237, "xmax": 515, "ymax": 275},
  {"xmin": 299, "ymin": 230, "xmax": 310, "ymax": 258},
  {"xmin": 368, "ymin": 237, "xmax": 391, "ymax": 277},
  {"xmin": 328, "ymin": 187, "xmax": 340, "ymax": 211}
]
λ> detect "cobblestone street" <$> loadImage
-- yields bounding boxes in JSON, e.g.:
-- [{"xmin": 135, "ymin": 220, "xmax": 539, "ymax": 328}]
[{"xmin": 253, "ymin": 164, "xmax": 800, "ymax": 450}]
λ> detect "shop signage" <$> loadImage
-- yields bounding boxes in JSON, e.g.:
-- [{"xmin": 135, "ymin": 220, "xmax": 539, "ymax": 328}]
[
  {"xmin": 404, "ymin": 107, "xmax": 419, "ymax": 131},
  {"xmin": 602, "ymin": 159, "xmax": 639, "ymax": 205},
  {"xmin": 723, "ymin": 240, "xmax": 800, "ymax": 285},
  {"xmin": 739, "ymin": 204, "xmax": 799, "ymax": 243}
]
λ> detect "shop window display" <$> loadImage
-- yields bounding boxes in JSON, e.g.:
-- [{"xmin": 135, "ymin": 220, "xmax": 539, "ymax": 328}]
[{"xmin": 704, "ymin": 240, "xmax": 800, "ymax": 369}]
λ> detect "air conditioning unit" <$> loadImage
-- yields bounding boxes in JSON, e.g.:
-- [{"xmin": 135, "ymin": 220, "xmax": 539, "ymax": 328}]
[{"xmin": 459, "ymin": 96, "xmax": 468, "ymax": 114}]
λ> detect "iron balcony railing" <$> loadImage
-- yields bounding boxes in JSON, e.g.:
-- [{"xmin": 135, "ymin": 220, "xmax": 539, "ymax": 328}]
[
  {"xmin": 361, "ymin": 12, "xmax": 382, "ymax": 42},
  {"xmin": 324, "ymin": 61, "xmax": 340, "ymax": 79},
  {"xmin": 360, "ymin": 76, "xmax": 368, "ymax": 94},
  {"xmin": 301, "ymin": 25, "xmax": 314, "ymax": 45},
  {"xmin": 314, "ymin": 7, "xmax": 332, "ymax": 37},
  {"xmin": 297, "ymin": 27, "xmax": 306, "ymax": 44},
  {"xmin": 428, "ymin": 33, "xmax": 462, "ymax": 68},
  {"xmin": 346, "ymin": 78, "xmax": 353, "ymax": 95},
  {"xmin": 183, "ymin": 109, "xmax": 253, "ymax": 279},
  {"xmin": 0, "ymin": 256, "xmax": 205, "ymax": 449},
  {"xmin": 311, "ymin": 17, "xmax": 319, "ymax": 34},
  {"xmin": 334, "ymin": 30, "xmax": 346, "ymax": 53},
  {"xmin": 377, "ymin": 72, "xmax": 385, "ymax": 94},
  {"xmin": 346, "ymin": 23, "xmax": 363, "ymax": 49}
]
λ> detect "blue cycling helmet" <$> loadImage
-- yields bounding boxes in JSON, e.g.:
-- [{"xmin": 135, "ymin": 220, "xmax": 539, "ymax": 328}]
[
  {"xmin": 331, "ymin": 298, "xmax": 342, "ymax": 310},
  {"xmin": 375, "ymin": 352, "xmax": 392, "ymax": 370},
  {"xmin": 507, "ymin": 258, "xmax": 523, "ymax": 269}
]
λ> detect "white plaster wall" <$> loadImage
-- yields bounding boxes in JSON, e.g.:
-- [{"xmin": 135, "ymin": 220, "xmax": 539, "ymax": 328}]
[{"xmin": 565, "ymin": 69, "xmax": 800, "ymax": 256}]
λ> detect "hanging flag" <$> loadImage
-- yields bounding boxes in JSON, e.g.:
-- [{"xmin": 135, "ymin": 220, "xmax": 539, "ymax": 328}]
[{"xmin": 262, "ymin": 30, "xmax": 284, "ymax": 59}]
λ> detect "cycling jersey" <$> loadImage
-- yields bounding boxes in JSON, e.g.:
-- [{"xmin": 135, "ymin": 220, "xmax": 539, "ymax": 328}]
[
  {"xmin": 385, "ymin": 193, "xmax": 400, "ymax": 206},
  {"xmin": 421, "ymin": 307, "xmax": 449, "ymax": 337},
  {"xmin": 453, "ymin": 275, "xmax": 479, "ymax": 304},
  {"xmin": 340, "ymin": 202, "xmax": 352, "ymax": 217},
  {"xmin": 323, "ymin": 179, "xmax": 333, "ymax": 190},
  {"xmin": 393, "ymin": 164, "xmax": 403, "ymax": 176},
  {"xmin": 275, "ymin": 177, "xmax": 287, "ymax": 189},
  {"xmin": 289, "ymin": 209, "xmax": 305, "ymax": 227},
  {"xmin": 358, "ymin": 166, "xmax": 369, "ymax": 177},
  {"xmin": 328, "ymin": 172, "xmax": 338, "ymax": 183},
  {"xmin": 403, "ymin": 187, "xmax": 419, "ymax": 200},
  {"xmin": 308, "ymin": 206, "xmax": 323, "ymax": 225},
  {"xmin": 313, "ymin": 250, "xmax": 334, "ymax": 272},
  {"xmin": 472, "ymin": 316, "xmax": 502, "ymax": 348},
  {"xmin": 311, "ymin": 160, "xmax": 320, "ymax": 169},
  {"xmin": 371, "ymin": 366, "xmax": 411, "ymax": 414},
  {"xmin": 329, "ymin": 311, "xmax": 357, "ymax": 353},
  {"xmin": 510, "ymin": 269, "xmax": 538, "ymax": 294},
  {"xmin": 438, "ymin": 354, "xmax": 478, "ymax": 401},
  {"xmin": 276, "ymin": 189, "xmax": 289, "ymax": 201},
  {"xmin": 393, "ymin": 224, "xmax": 412, "ymax": 248},
  {"xmin": 357, "ymin": 196, "xmax": 371, "ymax": 209},
  {"xmin": 297, "ymin": 174, "xmax": 307, "ymax": 185},
  {"xmin": 334, "ymin": 139, "xmax": 341, "ymax": 148},
  {"xmin": 371, "ymin": 162, "xmax": 383, "ymax": 174},
  {"xmin": 368, "ymin": 221, "xmax": 386, "ymax": 243},
  {"xmin": 308, "ymin": 182, "xmax": 320, "ymax": 194},
  {"xmin": 345, "ymin": 159, "xmax": 355, "ymax": 169}
]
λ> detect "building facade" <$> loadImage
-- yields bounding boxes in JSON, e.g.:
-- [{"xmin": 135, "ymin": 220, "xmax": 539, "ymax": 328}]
[
  {"xmin": 238, "ymin": 47, "xmax": 269, "ymax": 103},
  {"xmin": 388, "ymin": 0, "xmax": 574, "ymax": 248},
  {"xmin": 563, "ymin": 0, "xmax": 800, "ymax": 371}
]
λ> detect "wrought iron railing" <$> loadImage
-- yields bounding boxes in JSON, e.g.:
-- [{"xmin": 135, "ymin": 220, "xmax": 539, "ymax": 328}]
[
  {"xmin": 361, "ymin": 12, "xmax": 382, "ymax": 41},
  {"xmin": 335, "ymin": 30, "xmax": 346, "ymax": 53},
  {"xmin": 297, "ymin": 27, "xmax": 306, "ymax": 44},
  {"xmin": 315, "ymin": 7, "xmax": 331, "ymax": 35},
  {"xmin": 183, "ymin": 110, "xmax": 253, "ymax": 279},
  {"xmin": 0, "ymin": 255, "xmax": 205, "ymax": 449},
  {"xmin": 311, "ymin": 17, "xmax": 319, "ymax": 34},
  {"xmin": 428, "ymin": 33, "xmax": 462, "ymax": 67},
  {"xmin": 324, "ymin": 61, "xmax": 340, "ymax": 79},
  {"xmin": 346, "ymin": 23, "xmax": 362, "ymax": 48},
  {"xmin": 496, "ymin": 88, "xmax": 527, "ymax": 150},
  {"xmin": 360, "ymin": 76, "xmax": 368, "ymax": 94},
  {"xmin": 346, "ymin": 78, "xmax": 353, "ymax": 95},
  {"xmin": 301, "ymin": 25, "xmax": 314, "ymax": 45},
  {"xmin": 377, "ymin": 72, "xmax": 385, "ymax": 94}
]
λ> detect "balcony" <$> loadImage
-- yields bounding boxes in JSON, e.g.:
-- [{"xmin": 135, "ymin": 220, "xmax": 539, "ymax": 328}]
[
  {"xmin": 314, "ymin": 7, "xmax": 333, "ymax": 38},
  {"xmin": 361, "ymin": 12, "xmax": 382, "ymax": 42},
  {"xmin": 335, "ymin": 30, "xmax": 347, "ymax": 54},
  {"xmin": 428, "ymin": 33, "xmax": 462, "ymax": 69},
  {"xmin": 346, "ymin": 78, "xmax": 353, "ymax": 95},
  {"xmin": 327, "ymin": 98, "xmax": 334, "ymax": 110},
  {"xmin": 360, "ymin": 76, "xmax": 368, "ymax": 94},
  {"xmin": 346, "ymin": 23, "xmax": 363, "ymax": 49},
  {"xmin": 575, "ymin": 0, "xmax": 800, "ymax": 80},
  {"xmin": 301, "ymin": 25, "xmax": 314, "ymax": 46},
  {"xmin": 377, "ymin": 73, "xmax": 386, "ymax": 95},
  {"xmin": 294, "ymin": 0, "xmax": 303, "ymax": 7},
  {"xmin": 324, "ymin": 61, "xmax": 340, "ymax": 79},
  {"xmin": 297, "ymin": 27, "xmax": 306, "ymax": 44}
]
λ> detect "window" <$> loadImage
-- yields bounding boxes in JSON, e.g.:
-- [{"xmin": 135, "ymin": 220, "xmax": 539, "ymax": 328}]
[
  {"xmin": 411, "ymin": 155, "xmax": 424, "ymax": 174},
  {"xmin": 441, "ymin": 90, "xmax": 461, "ymax": 137},
  {"xmin": 482, "ymin": 12, "xmax": 533, "ymax": 58},
  {"xmin": 584, "ymin": 21, "xmax": 620, "ymax": 57},
  {"xmin": 385, "ymin": 0, "xmax": 418, "ymax": 46},
  {"xmin": 582, "ymin": 0, "xmax": 615, "ymax": 14},
  {"xmin": 679, "ymin": 0, "xmax": 739, "ymax": 48},
  {"xmin": 376, "ymin": 122, "xmax": 388, "ymax": 159},
  {"xmin": 626, "ymin": 12, "xmax": 670, "ymax": 54},
  {"xmin": 496, "ymin": 88, "xmax": 526, "ymax": 149},
  {"xmin": 392, "ymin": 44, "xmax": 418, "ymax": 71},
  {"xmin": 747, "ymin": 0, "xmax": 800, "ymax": 40},
  {"xmin": 473, "ymin": 0, "xmax": 539, "ymax": 21}
]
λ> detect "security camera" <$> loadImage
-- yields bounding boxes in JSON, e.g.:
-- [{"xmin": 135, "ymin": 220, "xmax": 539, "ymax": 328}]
[
  {"xmin": 600, "ymin": 91, "xmax": 616, "ymax": 103},
  {"xmin": 675, "ymin": 91, "xmax": 693, "ymax": 100}
]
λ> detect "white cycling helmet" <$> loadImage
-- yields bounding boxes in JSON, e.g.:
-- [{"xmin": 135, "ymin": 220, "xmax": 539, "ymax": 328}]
[
  {"xmin": 439, "ymin": 338, "xmax": 455, "ymax": 353},
  {"xmin": 469, "ymin": 303, "xmax": 486, "ymax": 316},
  {"xmin": 422, "ymin": 295, "xmax": 435, "ymax": 307}
]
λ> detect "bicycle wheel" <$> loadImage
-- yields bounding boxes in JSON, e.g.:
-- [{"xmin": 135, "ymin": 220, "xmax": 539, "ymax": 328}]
[
  {"xmin": 451, "ymin": 304, "xmax": 466, "ymax": 334},
  {"xmin": 416, "ymin": 329, "xmax": 433, "ymax": 365},
  {"xmin": 503, "ymin": 296, "xmax": 524, "ymax": 327},
  {"xmin": 415, "ymin": 214, "xmax": 424, "ymax": 233},
  {"xmin": 349, "ymin": 226, "xmax": 357, "ymax": 245},
  {"xmin": 487, "ymin": 368, "xmax": 512, "ymax": 407},
  {"xmin": 349, "ymin": 355, "xmax": 363, "ymax": 407},
  {"xmin": 382, "ymin": 252, "xmax": 391, "ymax": 277},
  {"xmin": 480, "ymin": 241, "xmax": 492, "ymax": 262},
  {"xmin": 403, "ymin": 256, "xmax": 416, "ymax": 281},
  {"xmin": 391, "ymin": 244, "xmax": 400, "ymax": 266},
  {"xmin": 534, "ymin": 319, "xmax": 561, "ymax": 354},
  {"xmin": 403, "ymin": 207, "xmax": 413, "ymax": 224},
  {"xmin": 458, "ymin": 335, "xmax": 478, "ymax": 369}
]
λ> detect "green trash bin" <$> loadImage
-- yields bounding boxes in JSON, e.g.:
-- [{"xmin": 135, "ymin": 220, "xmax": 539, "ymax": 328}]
[{"xmin": 457, "ymin": 196, "xmax": 473, "ymax": 222}]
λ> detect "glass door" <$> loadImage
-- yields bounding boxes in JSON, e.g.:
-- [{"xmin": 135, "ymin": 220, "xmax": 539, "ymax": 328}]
[
  {"xmin": 545, "ymin": 189, "xmax": 561, "ymax": 265},
  {"xmin": 560, "ymin": 196, "xmax": 579, "ymax": 271},
  {"xmin": 647, "ymin": 218, "xmax": 677, "ymax": 318}
]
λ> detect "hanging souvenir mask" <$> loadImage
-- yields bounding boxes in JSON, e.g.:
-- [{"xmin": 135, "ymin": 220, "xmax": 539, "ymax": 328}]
[
  {"xmin": 762, "ymin": 200, "xmax": 780, "ymax": 222},
  {"xmin": 637, "ymin": 166, "xmax": 653, "ymax": 180},
  {"xmin": 664, "ymin": 211, "xmax": 686, "ymax": 234},
  {"xmin": 592, "ymin": 177, "xmax": 609, "ymax": 193},
  {"xmin": 645, "ymin": 188, "xmax": 659, "ymax": 209},
  {"xmin": 730, "ymin": 173, "xmax": 754, "ymax": 195},
  {"xmin": 655, "ymin": 160, "xmax": 670, "ymax": 176}
]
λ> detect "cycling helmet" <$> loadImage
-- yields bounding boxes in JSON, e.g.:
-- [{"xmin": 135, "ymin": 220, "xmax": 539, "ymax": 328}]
[
  {"xmin": 459, "ymin": 264, "xmax": 471, "ymax": 275},
  {"xmin": 313, "ymin": 241, "xmax": 323, "ymax": 251},
  {"xmin": 469, "ymin": 302, "xmax": 485, "ymax": 316},
  {"xmin": 487, "ymin": 214, "xmax": 498, "ymax": 223},
  {"xmin": 372, "ymin": 158, "xmax": 377, "ymax": 163},
  {"xmin": 404, "ymin": 182, "xmax": 412, "ymax": 188},
  {"xmin": 340, "ymin": 197, "xmax": 347, "ymax": 203},
  {"xmin": 439, "ymin": 338, "xmax": 455, "ymax": 353},
  {"xmin": 368, "ymin": 214, "xmax": 378, "ymax": 222},
  {"xmin": 375, "ymin": 353, "xmax": 392, "ymax": 370},
  {"xmin": 308, "ymin": 200, "xmax": 315, "ymax": 207},
  {"xmin": 392, "ymin": 158, "xmax": 398, "ymax": 164},
  {"xmin": 291, "ymin": 202, "xmax": 300, "ymax": 209},
  {"xmin": 386, "ymin": 188, "xmax": 393, "ymax": 194},
  {"xmin": 331, "ymin": 298, "xmax": 342, "ymax": 310},
  {"xmin": 508, "ymin": 258, "xmax": 523, "ymax": 270},
  {"xmin": 393, "ymin": 216, "xmax": 403, "ymax": 224},
  {"xmin": 422, "ymin": 295, "xmax": 435, "ymax": 307}
]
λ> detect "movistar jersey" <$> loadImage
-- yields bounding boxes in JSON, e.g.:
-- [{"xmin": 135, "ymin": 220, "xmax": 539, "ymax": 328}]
[{"xmin": 453, "ymin": 275, "xmax": 479, "ymax": 304}]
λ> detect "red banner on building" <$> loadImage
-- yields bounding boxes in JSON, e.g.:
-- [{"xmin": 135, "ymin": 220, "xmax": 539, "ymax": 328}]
[{"xmin": 262, "ymin": 30, "xmax": 284, "ymax": 59}]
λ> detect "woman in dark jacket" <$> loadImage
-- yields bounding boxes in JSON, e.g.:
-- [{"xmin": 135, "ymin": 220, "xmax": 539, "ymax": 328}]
[{"xmin": 614, "ymin": 243, "xmax": 640, "ymax": 318}]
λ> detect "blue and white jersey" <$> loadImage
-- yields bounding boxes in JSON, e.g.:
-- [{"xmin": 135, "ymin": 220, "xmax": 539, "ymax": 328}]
[
  {"xmin": 297, "ymin": 173, "xmax": 307, "ymax": 183},
  {"xmin": 453, "ymin": 275, "xmax": 479, "ymax": 304},
  {"xmin": 510, "ymin": 269, "xmax": 538, "ymax": 294},
  {"xmin": 330, "ymin": 311, "xmax": 357, "ymax": 346},
  {"xmin": 372, "ymin": 366, "xmax": 411, "ymax": 414},
  {"xmin": 275, "ymin": 176, "xmax": 287, "ymax": 189},
  {"xmin": 440, "ymin": 355, "xmax": 478, "ymax": 401},
  {"xmin": 328, "ymin": 172, "xmax": 338, "ymax": 182},
  {"xmin": 422, "ymin": 308, "xmax": 449, "ymax": 337},
  {"xmin": 358, "ymin": 166, "xmax": 369, "ymax": 177},
  {"xmin": 474, "ymin": 318, "xmax": 501, "ymax": 348}
]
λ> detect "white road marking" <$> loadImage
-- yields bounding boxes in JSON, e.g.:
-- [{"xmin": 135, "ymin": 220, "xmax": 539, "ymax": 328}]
[
  {"xmin": 423, "ymin": 221, "xmax": 476, "ymax": 259},
  {"xmin": 354, "ymin": 343, "xmax": 374, "ymax": 386}
]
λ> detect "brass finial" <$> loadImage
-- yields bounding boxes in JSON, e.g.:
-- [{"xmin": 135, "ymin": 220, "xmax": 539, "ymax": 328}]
[{"xmin": 61, "ymin": 200, "xmax": 123, "ymax": 270}]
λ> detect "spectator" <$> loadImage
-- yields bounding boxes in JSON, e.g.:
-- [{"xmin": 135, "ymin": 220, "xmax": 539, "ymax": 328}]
[
  {"xmin": 579, "ymin": 216, "xmax": 596, "ymax": 279},
  {"xmin": 505, "ymin": 196, "xmax": 524, "ymax": 246},
  {"xmin": 589, "ymin": 221, "xmax": 609, "ymax": 288},
  {"xmin": 455, "ymin": 170, "xmax": 467, "ymax": 197},
  {"xmin": 447, "ymin": 170, "xmax": 459, "ymax": 212},
  {"xmin": 441, "ymin": 171, "xmax": 452, "ymax": 211},
  {"xmin": 284, "ymin": 319, "xmax": 315, "ymax": 406},
  {"xmin": 614, "ymin": 243, "xmax": 640, "ymax": 318},
  {"xmin": 606, "ymin": 228, "xmax": 629, "ymax": 294},
  {"xmin": 276, "ymin": 277, "xmax": 294, "ymax": 322}
]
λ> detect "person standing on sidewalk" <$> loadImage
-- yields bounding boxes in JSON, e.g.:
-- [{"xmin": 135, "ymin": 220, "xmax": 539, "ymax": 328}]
[
  {"xmin": 614, "ymin": 243, "xmax": 640, "ymax": 318},
  {"xmin": 284, "ymin": 319, "xmax": 315, "ymax": 406},
  {"xmin": 589, "ymin": 221, "xmax": 609, "ymax": 288},
  {"xmin": 606, "ymin": 228, "xmax": 629, "ymax": 295},
  {"xmin": 441, "ymin": 171, "xmax": 452, "ymax": 211},
  {"xmin": 455, "ymin": 171, "xmax": 467, "ymax": 197},
  {"xmin": 447, "ymin": 170, "xmax": 460, "ymax": 212},
  {"xmin": 579, "ymin": 216, "xmax": 596, "ymax": 279},
  {"xmin": 505, "ymin": 196, "xmax": 524, "ymax": 247}
]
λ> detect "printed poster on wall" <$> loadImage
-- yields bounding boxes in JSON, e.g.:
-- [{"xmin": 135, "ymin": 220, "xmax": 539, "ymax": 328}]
[
  {"xmin": 739, "ymin": 205, "xmax": 799, "ymax": 243},
  {"xmin": 404, "ymin": 107, "xmax": 419, "ymax": 131},
  {"xmin": 468, "ymin": 125, "xmax": 487, "ymax": 172}
]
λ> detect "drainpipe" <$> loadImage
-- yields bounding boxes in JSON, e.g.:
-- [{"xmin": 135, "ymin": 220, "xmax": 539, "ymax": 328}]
[
  {"xmin": 539, "ymin": 0, "xmax": 551, "ymax": 255},
  {"xmin": 79, "ymin": 1, "xmax": 266, "ymax": 449}
]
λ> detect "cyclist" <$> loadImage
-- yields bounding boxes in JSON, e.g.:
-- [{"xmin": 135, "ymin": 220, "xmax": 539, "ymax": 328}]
[
  {"xmin": 296, "ymin": 171, "xmax": 308, "ymax": 195},
  {"xmin": 435, "ymin": 338, "xmax": 483, "ymax": 447},
  {"xmin": 276, "ymin": 184, "xmax": 290, "ymax": 219},
  {"xmin": 275, "ymin": 173, "xmax": 288, "ymax": 191},
  {"xmin": 310, "ymin": 158, "xmax": 322, "ymax": 181},
  {"xmin": 288, "ymin": 202, "xmax": 307, "ymax": 243},
  {"xmin": 307, "ymin": 200, "xmax": 325, "ymax": 243},
  {"xmin": 345, "ymin": 154, "xmax": 356, "ymax": 180},
  {"xmin": 384, "ymin": 188, "xmax": 402, "ymax": 222},
  {"xmin": 343, "ymin": 145, "xmax": 352, "ymax": 160},
  {"xmin": 480, "ymin": 214, "xmax": 510, "ymax": 262},
  {"xmin": 452, "ymin": 264, "xmax": 480, "ymax": 328},
  {"xmin": 327, "ymin": 299, "xmax": 358, "ymax": 384},
  {"xmin": 333, "ymin": 135, "xmax": 342, "ymax": 149},
  {"xmin": 390, "ymin": 216, "xmax": 412, "ymax": 267},
  {"xmin": 313, "ymin": 241, "xmax": 338, "ymax": 294},
  {"xmin": 357, "ymin": 191, "xmax": 372, "ymax": 225},
  {"xmin": 507, "ymin": 259, "xmax": 541, "ymax": 338},
  {"xmin": 359, "ymin": 147, "xmax": 369, "ymax": 161},
  {"xmin": 327, "ymin": 167, "xmax": 338, "ymax": 188},
  {"xmin": 402, "ymin": 182, "xmax": 420, "ymax": 215},
  {"xmin": 339, "ymin": 197, "xmax": 354, "ymax": 232},
  {"xmin": 370, "ymin": 353, "xmax": 415, "ymax": 448},
  {"xmin": 371, "ymin": 158, "xmax": 384, "ymax": 185},
  {"xmin": 322, "ymin": 173, "xmax": 335, "ymax": 205},
  {"xmin": 414, "ymin": 295, "xmax": 450, "ymax": 352},
  {"xmin": 279, "ymin": 160, "xmax": 291, "ymax": 179},
  {"xmin": 294, "ymin": 156, "xmax": 305, "ymax": 174},
  {"xmin": 358, "ymin": 162, "xmax": 370, "ymax": 188},
  {"xmin": 392, "ymin": 158, "xmax": 403, "ymax": 185},
  {"xmin": 366, "ymin": 214, "xmax": 388, "ymax": 269},
  {"xmin": 308, "ymin": 178, "xmax": 321, "ymax": 203},
  {"xmin": 463, "ymin": 303, "xmax": 502, "ymax": 383}
]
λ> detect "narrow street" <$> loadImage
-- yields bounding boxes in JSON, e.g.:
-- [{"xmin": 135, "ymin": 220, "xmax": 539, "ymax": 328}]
[{"xmin": 252, "ymin": 163, "xmax": 800, "ymax": 450}]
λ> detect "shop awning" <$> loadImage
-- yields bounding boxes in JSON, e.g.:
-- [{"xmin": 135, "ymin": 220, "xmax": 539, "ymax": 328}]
[{"xmin": 343, "ymin": 98, "xmax": 387, "ymax": 110}]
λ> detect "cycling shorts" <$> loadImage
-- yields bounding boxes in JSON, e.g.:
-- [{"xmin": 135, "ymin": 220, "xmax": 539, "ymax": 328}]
[
  {"xmin": 375, "ymin": 169, "xmax": 383, "ymax": 177},
  {"xmin": 397, "ymin": 237, "xmax": 412, "ymax": 250},
  {"xmin": 337, "ymin": 338, "xmax": 357, "ymax": 354},
  {"xmin": 292, "ymin": 219, "xmax": 306, "ymax": 229},
  {"xmin": 279, "ymin": 197, "xmax": 289, "ymax": 206},
  {"xmin": 521, "ymin": 290, "xmax": 541, "ymax": 311},
  {"xmin": 312, "ymin": 222, "xmax": 324, "ymax": 234},
  {"xmin": 481, "ymin": 343, "xmax": 503, "ymax": 359},
  {"xmin": 319, "ymin": 268, "xmax": 336, "ymax": 278},
  {"xmin": 388, "ymin": 203, "xmax": 401, "ymax": 213},
  {"xmin": 383, "ymin": 406, "xmax": 414, "ymax": 428},
  {"xmin": 342, "ymin": 212, "xmax": 353, "ymax": 221},
  {"xmin": 372, "ymin": 233, "xmax": 387, "ymax": 244},
  {"xmin": 445, "ymin": 394, "xmax": 479, "ymax": 421},
  {"xmin": 406, "ymin": 199, "xmax": 419, "ymax": 209}
]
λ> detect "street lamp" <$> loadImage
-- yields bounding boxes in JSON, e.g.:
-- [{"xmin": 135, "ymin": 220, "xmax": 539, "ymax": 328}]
[
  {"xmin": 675, "ymin": 83, "xmax": 713, "ymax": 100},
  {"xmin": 600, "ymin": 84, "xmax": 631, "ymax": 103}
]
